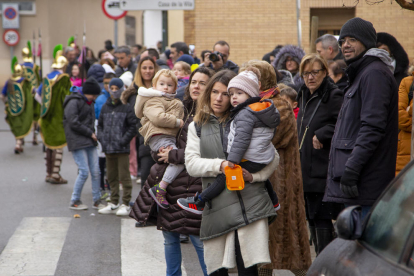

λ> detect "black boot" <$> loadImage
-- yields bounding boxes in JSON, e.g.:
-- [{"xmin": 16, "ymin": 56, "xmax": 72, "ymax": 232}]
[
  {"xmin": 315, "ymin": 228, "xmax": 334, "ymax": 255},
  {"xmin": 309, "ymin": 225, "xmax": 318, "ymax": 254}
]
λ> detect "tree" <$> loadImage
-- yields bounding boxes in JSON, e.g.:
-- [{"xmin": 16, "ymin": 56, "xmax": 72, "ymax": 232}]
[{"xmin": 361, "ymin": 0, "xmax": 414, "ymax": 10}]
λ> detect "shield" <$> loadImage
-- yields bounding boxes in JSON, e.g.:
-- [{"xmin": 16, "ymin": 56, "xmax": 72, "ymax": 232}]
[
  {"xmin": 7, "ymin": 82, "xmax": 25, "ymax": 116},
  {"xmin": 24, "ymin": 66, "xmax": 38, "ymax": 88},
  {"xmin": 40, "ymin": 78, "xmax": 52, "ymax": 118}
]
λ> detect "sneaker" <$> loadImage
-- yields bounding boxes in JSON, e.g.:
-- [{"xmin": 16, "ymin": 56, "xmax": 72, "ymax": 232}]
[
  {"xmin": 177, "ymin": 192, "xmax": 205, "ymax": 215},
  {"xmin": 98, "ymin": 203, "xmax": 119, "ymax": 214},
  {"xmin": 116, "ymin": 204, "xmax": 131, "ymax": 216},
  {"xmin": 93, "ymin": 200, "xmax": 106, "ymax": 210},
  {"xmin": 274, "ymin": 203, "xmax": 281, "ymax": 212},
  {"xmin": 149, "ymin": 184, "xmax": 169, "ymax": 209},
  {"xmin": 130, "ymin": 174, "xmax": 137, "ymax": 180},
  {"xmin": 136, "ymin": 178, "xmax": 141, "ymax": 185},
  {"xmin": 69, "ymin": 200, "xmax": 88, "ymax": 210}
]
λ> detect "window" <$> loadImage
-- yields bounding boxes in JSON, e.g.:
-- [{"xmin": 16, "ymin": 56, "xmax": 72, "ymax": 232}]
[
  {"xmin": 125, "ymin": 16, "xmax": 136, "ymax": 46},
  {"xmin": 361, "ymin": 166, "xmax": 414, "ymax": 263},
  {"xmin": 310, "ymin": 8, "xmax": 354, "ymax": 37}
]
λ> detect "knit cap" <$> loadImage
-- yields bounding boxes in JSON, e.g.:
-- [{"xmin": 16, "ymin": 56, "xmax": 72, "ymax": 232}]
[
  {"xmin": 227, "ymin": 66, "xmax": 261, "ymax": 98},
  {"xmin": 109, "ymin": 78, "xmax": 124, "ymax": 89},
  {"xmin": 176, "ymin": 54, "xmax": 195, "ymax": 66},
  {"xmin": 339, "ymin": 17, "xmax": 377, "ymax": 50},
  {"xmin": 120, "ymin": 71, "xmax": 133, "ymax": 88},
  {"xmin": 82, "ymin": 77, "xmax": 101, "ymax": 95}
]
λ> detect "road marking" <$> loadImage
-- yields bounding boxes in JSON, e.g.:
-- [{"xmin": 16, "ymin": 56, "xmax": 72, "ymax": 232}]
[
  {"xmin": 120, "ymin": 219, "xmax": 188, "ymax": 276},
  {"xmin": 0, "ymin": 217, "xmax": 71, "ymax": 276}
]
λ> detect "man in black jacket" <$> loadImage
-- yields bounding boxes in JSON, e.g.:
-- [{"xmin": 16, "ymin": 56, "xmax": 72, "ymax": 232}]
[
  {"xmin": 63, "ymin": 77, "xmax": 103, "ymax": 210},
  {"xmin": 114, "ymin": 46, "xmax": 137, "ymax": 77},
  {"xmin": 324, "ymin": 18, "xmax": 398, "ymax": 219}
]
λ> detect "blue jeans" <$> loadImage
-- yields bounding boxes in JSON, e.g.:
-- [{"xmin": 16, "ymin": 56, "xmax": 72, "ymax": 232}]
[
  {"xmin": 162, "ymin": 231, "xmax": 208, "ymax": 276},
  {"xmin": 345, "ymin": 204, "xmax": 372, "ymax": 221},
  {"xmin": 70, "ymin": 146, "xmax": 101, "ymax": 203}
]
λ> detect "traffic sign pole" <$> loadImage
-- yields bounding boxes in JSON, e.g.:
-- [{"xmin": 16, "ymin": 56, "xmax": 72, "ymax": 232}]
[
  {"xmin": 10, "ymin": 46, "xmax": 13, "ymax": 60},
  {"xmin": 102, "ymin": 0, "xmax": 126, "ymax": 49},
  {"xmin": 114, "ymin": 20, "xmax": 118, "ymax": 48}
]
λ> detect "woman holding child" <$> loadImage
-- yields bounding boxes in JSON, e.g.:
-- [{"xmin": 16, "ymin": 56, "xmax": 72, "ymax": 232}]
[
  {"xmin": 183, "ymin": 69, "xmax": 279, "ymax": 275},
  {"xmin": 130, "ymin": 67, "xmax": 214, "ymax": 276}
]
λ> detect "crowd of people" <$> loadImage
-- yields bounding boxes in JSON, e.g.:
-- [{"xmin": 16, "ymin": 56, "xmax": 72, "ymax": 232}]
[{"xmin": 2, "ymin": 16, "xmax": 414, "ymax": 276}]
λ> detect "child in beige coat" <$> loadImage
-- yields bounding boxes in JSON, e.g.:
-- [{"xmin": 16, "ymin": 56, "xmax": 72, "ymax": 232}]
[{"xmin": 135, "ymin": 69, "xmax": 184, "ymax": 209}]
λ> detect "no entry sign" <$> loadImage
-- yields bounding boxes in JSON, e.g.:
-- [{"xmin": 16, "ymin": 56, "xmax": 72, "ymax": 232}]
[
  {"xmin": 3, "ymin": 29, "xmax": 20, "ymax": 46},
  {"xmin": 102, "ymin": 0, "xmax": 127, "ymax": 20},
  {"xmin": 2, "ymin": 3, "xmax": 19, "ymax": 29}
]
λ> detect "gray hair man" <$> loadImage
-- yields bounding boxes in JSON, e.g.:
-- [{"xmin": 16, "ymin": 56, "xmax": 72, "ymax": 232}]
[
  {"xmin": 114, "ymin": 46, "xmax": 137, "ymax": 77},
  {"xmin": 315, "ymin": 34, "xmax": 343, "ymax": 61}
]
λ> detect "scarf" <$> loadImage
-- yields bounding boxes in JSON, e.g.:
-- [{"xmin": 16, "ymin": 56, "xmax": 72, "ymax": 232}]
[{"xmin": 259, "ymin": 86, "xmax": 280, "ymax": 100}]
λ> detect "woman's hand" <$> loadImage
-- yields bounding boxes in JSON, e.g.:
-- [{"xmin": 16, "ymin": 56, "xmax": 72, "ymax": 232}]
[
  {"xmin": 220, "ymin": 161, "xmax": 234, "ymax": 172},
  {"xmin": 158, "ymin": 146, "xmax": 173, "ymax": 163},
  {"xmin": 313, "ymin": 135, "xmax": 323, "ymax": 149},
  {"xmin": 242, "ymin": 168, "xmax": 253, "ymax": 182}
]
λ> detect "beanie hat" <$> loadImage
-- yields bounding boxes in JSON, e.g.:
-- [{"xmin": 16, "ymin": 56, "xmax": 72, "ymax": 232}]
[
  {"xmin": 120, "ymin": 71, "xmax": 133, "ymax": 88},
  {"xmin": 339, "ymin": 17, "xmax": 377, "ymax": 50},
  {"xmin": 102, "ymin": 63, "xmax": 115, "ymax": 74},
  {"xmin": 82, "ymin": 77, "xmax": 101, "ymax": 95},
  {"xmin": 227, "ymin": 66, "xmax": 261, "ymax": 98},
  {"xmin": 176, "ymin": 54, "xmax": 195, "ymax": 66},
  {"xmin": 109, "ymin": 78, "xmax": 124, "ymax": 89}
]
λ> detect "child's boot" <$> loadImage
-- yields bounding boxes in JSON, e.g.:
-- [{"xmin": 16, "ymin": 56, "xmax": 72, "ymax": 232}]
[{"xmin": 149, "ymin": 184, "xmax": 169, "ymax": 209}]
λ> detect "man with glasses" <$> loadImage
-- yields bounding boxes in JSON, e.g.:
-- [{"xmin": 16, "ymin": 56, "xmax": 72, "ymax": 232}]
[{"xmin": 324, "ymin": 17, "xmax": 398, "ymax": 220}]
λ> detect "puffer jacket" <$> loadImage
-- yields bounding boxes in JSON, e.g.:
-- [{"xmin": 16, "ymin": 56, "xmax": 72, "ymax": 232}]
[
  {"xmin": 63, "ymin": 92, "xmax": 96, "ymax": 151},
  {"xmin": 97, "ymin": 98, "xmax": 137, "ymax": 154},
  {"xmin": 135, "ymin": 87, "xmax": 184, "ymax": 145},
  {"xmin": 396, "ymin": 73, "xmax": 414, "ymax": 174},
  {"xmin": 272, "ymin": 45, "xmax": 305, "ymax": 91},
  {"xmin": 130, "ymin": 99, "xmax": 203, "ymax": 235},
  {"xmin": 226, "ymin": 98, "xmax": 280, "ymax": 164}
]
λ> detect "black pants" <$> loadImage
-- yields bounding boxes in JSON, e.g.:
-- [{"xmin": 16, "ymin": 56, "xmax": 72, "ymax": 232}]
[
  {"xmin": 99, "ymin": 157, "xmax": 107, "ymax": 190},
  {"xmin": 200, "ymin": 161, "xmax": 278, "ymax": 206},
  {"xmin": 140, "ymin": 155, "xmax": 155, "ymax": 189},
  {"xmin": 209, "ymin": 231, "xmax": 258, "ymax": 276}
]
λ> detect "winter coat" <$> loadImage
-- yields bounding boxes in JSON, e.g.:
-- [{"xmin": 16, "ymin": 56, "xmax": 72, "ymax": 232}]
[
  {"xmin": 396, "ymin": 73, "xmax": 414, "ymax": 174},
  {"xmin": 121, "ymin": 86, "xmax": 138, "ymax": 128},
  {"xmin": 333, "ymin": 51, "xmax": 344, "ymax": 61},
  {"xmin": 156, "ymin": 59, "xmax": 170, "ymax": 70},
  {"xmin": 377, "ymin": 32, "xmax": 409, "ymax": 87},
  {"xmin": 272, "ymin": 45, "xmax": 305, "ymax": 91},
  {"xmin": 135, "ymin": 87, "xmax": 184, "ymax": 145},
  {"xmin": 115, "ymin": 61, "xmax": 137, "ymax": 78},
  {"xmin": 335, "ymin": 75, "xmax": 348, "ymax": 91},
  {"xmin": 297, "ymin": 77, "xmax": 343, "ymax": 193},
  {"xmin": 324, "ymin": 49, "xmax": 398, "ymax": 206},
  {"xmin": 277, "ymin": 69, "xmax": 295, "ymax": 87},
  {"xmin": 94, "ymin": 89, "xmax": 110, "ymax": 119},
  {"xmin": 226, "ymin": 98, "xmax": 280, "ymax": 164},
  {"xmin": 175, "ymin": 85, "xmax": 186, "ymax": 101},
  {"xmin": 201, "ymin": 60, "xmax": 240, "ymax": 74},
  {"xmin": 262, "ymin": 92, "xmax": 312, "ymax": 270},
  {"xmin": 130, "ymin": 98, "xmax": 204, "ymax": 236},
  {"xmin": 97, "ymin": 98, "xmax": 137, "ymax": 154},
  {"xmin": 63, "ymin": 92, "xmax": 96, "ymax": 151}
]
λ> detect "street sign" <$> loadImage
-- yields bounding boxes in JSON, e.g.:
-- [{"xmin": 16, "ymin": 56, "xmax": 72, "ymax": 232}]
[
  {"xmin": 3, "ymin": 29, "xmax": 20, "ymax": 46},
  {"xmin": 102, "ymin": 0, "xmax": 127, "ymax": 20},
  {"xmin": 120, "ymin": 0, "xmax": 195, "ymax": 10},
  {"xmin": 2, "ymin": 3, "xmax": 20, "ymax": 29}
]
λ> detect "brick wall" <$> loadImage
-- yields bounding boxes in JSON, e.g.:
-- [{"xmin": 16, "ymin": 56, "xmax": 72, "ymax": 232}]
[{"xmin": 184, "ymin": 0, "xmax": 413, "ymax": 67}]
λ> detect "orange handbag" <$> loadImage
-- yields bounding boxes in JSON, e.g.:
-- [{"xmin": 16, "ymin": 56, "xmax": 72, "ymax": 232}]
[{"xmin": 224, "ymin": 165, "xmax": 245, "ymax": 191}]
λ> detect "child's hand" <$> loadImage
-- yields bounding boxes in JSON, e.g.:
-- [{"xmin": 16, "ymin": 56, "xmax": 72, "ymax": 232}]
[{"xmin": 179, "ymin": 119, "xmax": 184, "ymax": 128}]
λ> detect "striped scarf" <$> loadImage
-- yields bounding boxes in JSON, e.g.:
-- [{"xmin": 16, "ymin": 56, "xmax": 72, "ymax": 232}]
[{"xmin": 259, "ymin": 86, "xmax": 280, "ymax": 100}]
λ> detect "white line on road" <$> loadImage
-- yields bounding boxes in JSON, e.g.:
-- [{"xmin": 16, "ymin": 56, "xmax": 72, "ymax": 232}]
[
  {"xmin": 0, "ymin": 217, "xmax": 71, "ymax": 276},
  {"xmin": 121, "ymin": 219, "xmax": 188, "ymax": 276}
]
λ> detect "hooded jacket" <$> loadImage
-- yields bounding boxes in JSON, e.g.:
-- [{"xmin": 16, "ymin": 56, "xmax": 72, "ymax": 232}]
[
  {"xmin": 97, "ymin": 98, "xmax": 137, "ymax": 154},
  {"xmin": 63, "ymin": 92, "xmax": 96, "ymax": 151},
  {"xmin": 226, "ymin": 98, "xmax": 280, "ymax": 164},
  {"xmin": 297, "ymin": 77, "xmax": 343, "ymax": 193},
  {"xmin": 135, "ymin": 87, "xmax": 184, "ymax": 145},
  {"xmin": 87, "ymin": 64, "xmax": 105, "ymax": 84},
  {"xmin": 273, "ymin": 45, "xmax": 305, "ymax": 91},
  {"xmin": 324, "ymin": 48, "xmax": 398, "ymax": 205},
  {"xmin": 377, "ymin": 32, "xmax": 409, "ymax": 87}
]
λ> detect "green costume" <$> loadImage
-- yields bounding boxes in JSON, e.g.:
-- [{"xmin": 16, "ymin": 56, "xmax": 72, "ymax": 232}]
[{"xmin": 39, "ymin": 73, "xmax": 71, "ymax": 149}]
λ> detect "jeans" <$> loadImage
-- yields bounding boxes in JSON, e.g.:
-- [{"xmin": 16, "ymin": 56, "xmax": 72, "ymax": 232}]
[
  {"xmin": 162, "ymin": 231, "xmax": 208, "ymax": 276},
  {"xmin": 344, "ymin": 204, "xmax": 372, "ymax": 221},
  {"xmin": 71, "ymin": 146, "xmax": 101, "ymax": 203}
]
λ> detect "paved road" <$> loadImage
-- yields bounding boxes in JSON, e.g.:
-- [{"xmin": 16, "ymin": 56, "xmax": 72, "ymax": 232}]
[{"xmin": 0, "ymin": 102, "xmax": 309, "ymax": 275}]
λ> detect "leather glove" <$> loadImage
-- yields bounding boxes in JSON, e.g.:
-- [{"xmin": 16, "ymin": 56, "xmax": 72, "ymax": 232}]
[{"xmin": 340, "ymin": 167, "xmax": 359, "ymax": 198}]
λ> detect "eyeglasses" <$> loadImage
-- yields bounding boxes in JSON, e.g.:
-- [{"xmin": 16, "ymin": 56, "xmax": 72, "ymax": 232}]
[
  {"xmin": 302, "ymin": 69, "xmax": 324, "ymax": 78},
  {"xmin": 338, "ymin": 38, "xmax": 358, "ymax": 47}
]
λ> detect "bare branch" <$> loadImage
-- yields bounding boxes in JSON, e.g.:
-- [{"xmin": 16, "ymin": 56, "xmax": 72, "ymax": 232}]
[{"xmin": 394, "ymin": 0, "xmax": 414, "ymax": 10}]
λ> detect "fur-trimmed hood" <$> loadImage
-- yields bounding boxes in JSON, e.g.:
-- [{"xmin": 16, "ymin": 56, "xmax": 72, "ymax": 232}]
[
  {"xmin": 120, "ymin": 85, "xmax": 137, "ymax": 105},
  {"xmin": 377, "ymin": 32, "xmax": 409, "ymax": 77},
  {"xmin": 272, "ymin": 45, "xmax": 305, "ymax": 71}
]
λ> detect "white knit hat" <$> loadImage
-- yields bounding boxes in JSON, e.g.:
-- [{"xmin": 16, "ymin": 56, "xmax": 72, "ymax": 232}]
[
  {"xmin": 227, "ymin": 67, "xmax": 261, "ymax": 98},
  {"xmin": 120, "ymin": 71, "xmax": 133, "ymax": 88}
]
